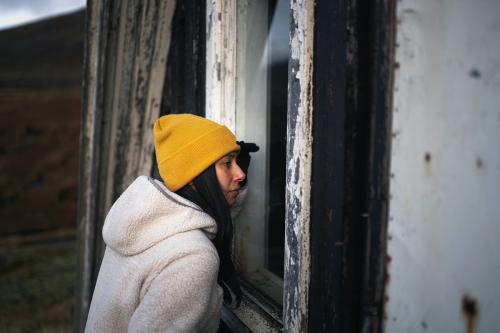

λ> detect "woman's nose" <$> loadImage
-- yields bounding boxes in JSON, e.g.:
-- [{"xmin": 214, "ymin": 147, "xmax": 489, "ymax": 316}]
[{"xmin": 234, "ymin": 163, "xmax": 246, "ymax": 182}]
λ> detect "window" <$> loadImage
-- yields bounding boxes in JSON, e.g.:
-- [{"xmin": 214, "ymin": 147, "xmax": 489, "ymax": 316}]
[
  {"xmin": 205, "ymin": 0, "xmax": 289, "ymax": 325},
  {"xmin": 233, "ymin": 0, "xmax": 288, "ymax": 305}
]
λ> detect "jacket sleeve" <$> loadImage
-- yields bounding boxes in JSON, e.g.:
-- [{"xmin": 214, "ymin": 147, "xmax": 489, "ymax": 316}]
[{"xmin": 128, "ymin": 250, "xmax": 222, "ymax": 333}]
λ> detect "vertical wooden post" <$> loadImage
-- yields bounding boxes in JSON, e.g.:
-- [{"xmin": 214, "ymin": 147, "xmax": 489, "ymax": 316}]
[
  {"xmin": 284, "ymin": 0, "xmax": 315, "ymax": 331},
  {"xmin": 76, "ymin": 0, "xmax": 176, "ymax": 331}
]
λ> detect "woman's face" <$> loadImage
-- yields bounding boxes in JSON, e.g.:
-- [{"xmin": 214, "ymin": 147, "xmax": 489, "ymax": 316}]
[{"xmin": 215, "ymin": 151, "xmax": 246, "ymax": 206}]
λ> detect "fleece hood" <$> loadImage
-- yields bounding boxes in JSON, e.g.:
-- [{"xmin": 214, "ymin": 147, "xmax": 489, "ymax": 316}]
[{"xmin": 102, "ymin": 176, "xmax": 217, "ymax": 256}]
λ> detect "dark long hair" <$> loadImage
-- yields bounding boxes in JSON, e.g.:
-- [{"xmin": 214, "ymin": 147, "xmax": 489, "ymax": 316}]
[{"xmin": 175, "ymin": 164, "xmax": 242, "ymax": 306}]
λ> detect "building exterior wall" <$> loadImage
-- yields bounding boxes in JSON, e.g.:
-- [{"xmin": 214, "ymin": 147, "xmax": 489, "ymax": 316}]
[
  {"xmin": 386, "ymin": 1, "xmax": 500, "ymax": 332},
  {"xmin": 77, "ymin": 1, "xmax": 176, "ymax": 330},
  {"xmin": 78, "ymin": 0, "xmax": 500, "ymax": 331}
]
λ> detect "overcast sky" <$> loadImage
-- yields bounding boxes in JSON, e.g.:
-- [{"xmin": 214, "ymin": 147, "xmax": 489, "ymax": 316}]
[{"xmin": 0, "ymin": 0, "xmax": 85, "ymax": 30}]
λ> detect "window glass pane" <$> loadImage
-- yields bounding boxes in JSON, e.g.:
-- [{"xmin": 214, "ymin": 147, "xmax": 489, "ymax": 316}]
[{"xmin": 234, "ymin": 0, "xmax": 288, "ymax": 305}]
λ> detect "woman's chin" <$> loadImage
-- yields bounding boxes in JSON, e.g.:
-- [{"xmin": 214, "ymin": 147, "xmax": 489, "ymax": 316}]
[{"xmin": 226, "ymin": 194, "xmax": 238, "ymax": 206}]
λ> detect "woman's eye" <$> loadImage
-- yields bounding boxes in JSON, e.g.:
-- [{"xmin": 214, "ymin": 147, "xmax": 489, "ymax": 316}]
[{"xmin": 225, "ymin": 161, "xmax": 232, "ymax": 167}]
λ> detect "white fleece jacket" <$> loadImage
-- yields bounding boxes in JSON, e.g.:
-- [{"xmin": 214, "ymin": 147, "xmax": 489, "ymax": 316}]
[{"xmin": 84, "ymin": 176, "xmax": 223, "ymax": 333}]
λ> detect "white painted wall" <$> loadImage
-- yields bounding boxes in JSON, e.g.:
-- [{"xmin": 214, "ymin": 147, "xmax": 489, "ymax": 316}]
[{"xmin": 386, "ymin": 1, "xmax": 500, "ymax": 332}]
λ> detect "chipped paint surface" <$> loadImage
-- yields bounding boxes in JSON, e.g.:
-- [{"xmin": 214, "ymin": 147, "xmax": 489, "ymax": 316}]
[
  {"xmin": 207, "ymin": 1, "xmax": 316, "ymax": 330},
  {"xmin": 77, "ymin": 0, "xmax": 176, "ymax": 330},
  {"xmin": 386, "ymin": 0, "xmax": 500, "ymax": 332},
  {"xmin": 105, "ymin": 0, "xmax": 176, "ymax": 204},
  {"xmin": 284, "ymin": 0, "xmax": 314, "ymax": 332},
  {"xmin": 76, "ymin": 2, "xmax": 105, "ymax": 330},
  {"xmin": 205, "ymin": 0, "xmax": 236, "ymax": 131},
  {"xmin": 206, "ymin": 1, "xmax": 283, "ymax": 329}
]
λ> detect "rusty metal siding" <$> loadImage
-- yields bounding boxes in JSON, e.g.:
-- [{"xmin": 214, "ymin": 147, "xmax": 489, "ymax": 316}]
[
  {"xmin": 386, "ymin": 0, "xmax": 500, "ymax": 332},
  {"xmin": 76, "ymin": 0, "xmax": 176, "ymax": 330}
]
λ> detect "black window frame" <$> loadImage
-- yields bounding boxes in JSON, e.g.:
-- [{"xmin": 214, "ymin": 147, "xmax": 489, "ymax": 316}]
[{"xmin": 77, "ymin": 0, "xmax": 396, "ymax": 331}]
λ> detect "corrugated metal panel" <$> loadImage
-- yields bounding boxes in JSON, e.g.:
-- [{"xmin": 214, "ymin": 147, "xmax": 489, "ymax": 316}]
[{"xmin": 386, "ymin": 1, "xmax": 500, "ymax": 332}]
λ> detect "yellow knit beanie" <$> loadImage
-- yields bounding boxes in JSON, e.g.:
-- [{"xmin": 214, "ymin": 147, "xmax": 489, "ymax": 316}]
[{"xmin": 153, "ymin": 114, "xmax": 240, "ymax": 192}]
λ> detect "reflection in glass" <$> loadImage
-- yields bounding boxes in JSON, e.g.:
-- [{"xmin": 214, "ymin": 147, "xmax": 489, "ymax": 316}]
[
  {"xmin": 234, "ymin": 0, "xmax": 288, "ymax": 306},
  {"xmin": 267, "ymin": 0, "xmax": 287, "ymax": 278}
]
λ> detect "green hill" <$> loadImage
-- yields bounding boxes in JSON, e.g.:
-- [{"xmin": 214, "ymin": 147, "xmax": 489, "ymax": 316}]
[{"xmin": 0, "ymin": 9, "xmax": 85, "ymax": 88}]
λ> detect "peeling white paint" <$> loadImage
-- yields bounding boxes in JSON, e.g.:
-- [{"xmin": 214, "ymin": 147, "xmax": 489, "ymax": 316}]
[
  {"xmin": 205, "ymin": 0, "xmax": 284, "ymax": 330},
  {"xmin": 103, "ymin": 0, "xmax": 176, "ymax": 207},
  {"xmin": 284, "ymin": 0, "xmax": 315, "ymax": 331},
  {"xmin": 140, "ymin": 1, "xmax": 176, "ymax": 176},
  {"xmin": 206, "ymin": 1, "xmax": 317, "ymax": 330},
  {"xmin": 77, "ymin": 1, "xmax": 176, "ymax": 330},
  {"xmin": 205, "ymin": 0, "xmax": 237, "ymax": 132},
  {"xmin": 386, "ymin": 1, "xmax": 500, "ymax": 332}
]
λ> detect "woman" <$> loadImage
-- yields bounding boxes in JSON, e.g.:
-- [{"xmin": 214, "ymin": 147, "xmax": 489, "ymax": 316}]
[{"xmin": 85, "ymin": 114, "xmax": 247, "ymax": 332}]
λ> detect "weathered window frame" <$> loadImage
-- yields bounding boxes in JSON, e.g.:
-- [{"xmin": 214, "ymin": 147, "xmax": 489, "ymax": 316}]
[
  {"xmin": 76, "ymin": 0, "xmax": 176, "ymax": 331},
  {"xmin": 205, "ymin": 0, "xmax": 314, "ymax": 331},
  {"xmin": 77, "ymin": 0, "xmax": 396, "ymax": 331},
  {"xmin": 306, "ymin": 0, "xmax": 396, "ymax": 331},
  {"xmin": 206, "ymin": 0, "xmax": 396, "ymax": 331}
]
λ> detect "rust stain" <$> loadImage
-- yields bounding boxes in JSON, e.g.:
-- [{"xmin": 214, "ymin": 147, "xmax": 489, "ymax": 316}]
[
  {"xmin": 383, "ymin": 254, "xmax": 392, "ymax": 322},
  {"xmin": 424, "ymin": 152, "xmax": 432, "ymax": 175},
  {"xmin": 424, "ymin": 152, "xmax": 431, "ymax": 163},
  {"xmin": 469, "ymin": 68, "xmax": 481, "ymax": 79},
  {"xmin": 476, "ymin": 157, "xmax": 483, "ymax": 169},
  {"xmin": 383, "ymin": 294, "xmax": 389, "ymax": 320},
  {"xmin": 462, "ymin": 294, "xmax": 478, "ymax": 333}
]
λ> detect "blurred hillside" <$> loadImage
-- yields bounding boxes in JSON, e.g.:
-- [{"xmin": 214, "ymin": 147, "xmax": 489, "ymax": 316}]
[
  {"xmin": 0, "ymin": 10, "xmax": 84, "ymax": 88},
  {"xmin": 0, "ymin": 9, "xmax": 85, "ymax": 237}
]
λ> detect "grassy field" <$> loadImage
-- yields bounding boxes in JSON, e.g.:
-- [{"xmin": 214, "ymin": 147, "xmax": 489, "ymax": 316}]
[
  {"xmin": 0, "ymin": 11, "xmax": 83, "ymax": 332},
  {"xmin": 0, "ymin": 231, "xmax": 76, "ymax": 333},
  {"xmin": 0, "ymin": 85, "xmax": 80, "ymax": 331},
  {"xmin": 0, "ymin": 87, "xmax": 81, "ymax": 236}
]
